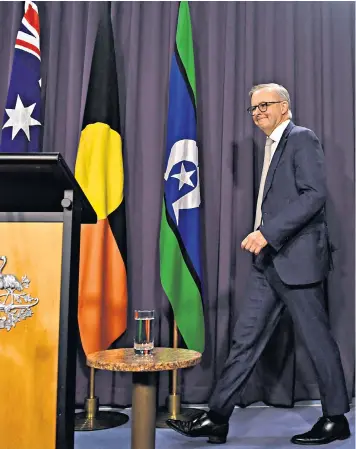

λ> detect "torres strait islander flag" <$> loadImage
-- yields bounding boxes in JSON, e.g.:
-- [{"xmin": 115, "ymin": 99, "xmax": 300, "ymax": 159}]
[
  {"xmin": 75, "ymin": 7, "xmax": 127, "ymax": 355},
  {"xmin": 160, "ymin": 1, "xmax": 205, "ymax": 353},
  {"xmin": 0, "ymin": 0, "xmax": 41, "ymax": 152}
]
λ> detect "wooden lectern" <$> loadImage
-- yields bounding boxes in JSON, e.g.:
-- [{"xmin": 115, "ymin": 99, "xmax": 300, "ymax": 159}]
[{"xmin": 0, "ymin": 153, "xmax": 96, "ymax": 449}]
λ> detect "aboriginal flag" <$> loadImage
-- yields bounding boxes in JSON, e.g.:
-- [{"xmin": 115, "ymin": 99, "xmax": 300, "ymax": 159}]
[{"xmin": 75, "ymin": 6, "xmax": 127, "ymax": 355}]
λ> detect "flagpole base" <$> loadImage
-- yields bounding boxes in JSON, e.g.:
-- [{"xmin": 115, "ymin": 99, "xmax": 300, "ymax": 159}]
[
  {"xmin": 75, "ymin": 397, "xmax": 129, "ymax": 431},
  {"xmin": 75, "ymin": 410, "xmax": 129, "ymax": 431},
  {"xmin": 156, "ymin": 394, "xmax": 204, "ymax": 428}
]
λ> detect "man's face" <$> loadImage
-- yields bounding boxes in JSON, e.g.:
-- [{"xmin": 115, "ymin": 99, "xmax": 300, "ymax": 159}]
[{"xmin": 250, "ymin": 88, "xmax": 289, "ymax": 135}]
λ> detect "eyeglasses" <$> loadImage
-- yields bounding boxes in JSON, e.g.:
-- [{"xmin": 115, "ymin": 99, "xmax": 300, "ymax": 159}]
[{"xmin": 247, "ymin": 101, "xmax": 284, "ymax": 115}]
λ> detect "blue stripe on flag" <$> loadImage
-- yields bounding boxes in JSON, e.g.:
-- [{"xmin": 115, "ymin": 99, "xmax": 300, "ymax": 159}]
[{"xmin": 164, "ymin": 52, "xmax": 201, "ymax": 279}]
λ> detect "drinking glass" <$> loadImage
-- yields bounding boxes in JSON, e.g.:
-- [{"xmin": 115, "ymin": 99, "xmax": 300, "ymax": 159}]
[{"xmin": 134, "ymin": 310, "xmax": 155, "ymax": 355}]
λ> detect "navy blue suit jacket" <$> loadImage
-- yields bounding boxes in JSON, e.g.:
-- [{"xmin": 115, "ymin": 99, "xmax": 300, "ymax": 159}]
[{"xmin": 256, "ymin": 121, "xmax": 331, "ymax": 285}]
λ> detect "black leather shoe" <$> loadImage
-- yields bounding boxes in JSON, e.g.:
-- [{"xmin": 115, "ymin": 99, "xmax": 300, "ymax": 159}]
[
  {"xmin": 166, "ymin": 411, "xmax": 229, "ymax": 444},
  {"xmin": 291, "ymin": 416, "xmax": 351, "ymax": 445}
]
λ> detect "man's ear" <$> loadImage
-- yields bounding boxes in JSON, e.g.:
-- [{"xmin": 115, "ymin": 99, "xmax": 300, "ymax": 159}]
[{"xmin": 281, "ymin": 101, "xmax": 289, "ymax": 115}]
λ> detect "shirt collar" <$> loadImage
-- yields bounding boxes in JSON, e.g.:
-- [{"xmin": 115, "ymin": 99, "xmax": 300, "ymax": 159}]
[{"xmin": 269, "ymin": 119, "xmax": 290, "ymax": 144}]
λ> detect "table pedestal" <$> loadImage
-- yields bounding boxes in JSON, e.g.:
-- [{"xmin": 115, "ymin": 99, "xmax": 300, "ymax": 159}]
[{"xmin": 132, "ymin": 372, "xmax": 157, "ymax": 449}]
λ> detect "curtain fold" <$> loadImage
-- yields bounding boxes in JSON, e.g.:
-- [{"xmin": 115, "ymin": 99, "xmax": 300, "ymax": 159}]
[{"xmin": 0, "ymin": 1, "xmax": 353, "ymax": 406}]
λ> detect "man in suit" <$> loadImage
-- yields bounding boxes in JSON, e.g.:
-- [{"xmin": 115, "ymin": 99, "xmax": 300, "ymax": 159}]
[{"xmin": 166, "ymin": 83, "xmax": 351, "ymax": 445}]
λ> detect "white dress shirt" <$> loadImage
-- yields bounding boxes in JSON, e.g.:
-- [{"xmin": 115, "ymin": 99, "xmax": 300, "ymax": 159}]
[
  {"xmin": 256, "ymin": 119, "xmax": 290, "ymax": 229},
  {"xmin": 268, "ymin": 119, "xmax": 290, "ymax": 159}
]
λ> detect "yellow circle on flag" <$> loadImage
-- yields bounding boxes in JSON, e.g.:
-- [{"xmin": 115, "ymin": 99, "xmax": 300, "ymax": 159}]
[{"xmin": 75, "ymin": 122, "xmax": 124, "ymax": 220}]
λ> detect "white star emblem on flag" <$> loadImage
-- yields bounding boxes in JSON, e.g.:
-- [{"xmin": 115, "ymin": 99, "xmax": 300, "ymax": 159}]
[
  {"xmin": 2, "ymin": 94, "xmax": 41, "ymax": 140},
  {"xmin": 171, "ymin": 162, "xmax": 195, "ymax": 190}
]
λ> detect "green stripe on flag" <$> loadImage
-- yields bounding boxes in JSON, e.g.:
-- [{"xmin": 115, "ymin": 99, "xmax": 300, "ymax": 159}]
[
  {"xmin": 176, "ymin": 2, "xmax": 196, "ymax": 105},
  {"xmin": 160, "ymin": 203, "xmax": 204, "ymax": 353}
]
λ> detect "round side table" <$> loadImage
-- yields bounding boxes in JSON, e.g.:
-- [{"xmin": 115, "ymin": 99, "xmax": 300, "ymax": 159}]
[{"xmin": 87, "ymin": 347, "xmax": 201, "ymax": 449}]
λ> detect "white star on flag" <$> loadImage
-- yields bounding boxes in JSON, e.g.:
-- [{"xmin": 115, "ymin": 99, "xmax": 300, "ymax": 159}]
[
  {"xmin": 171, "ymin": 162, "xmax": 195, "ymax": 190},
  {"xmin": 2, "ymin": 94, "xmax": 41, "ymax": 140}
]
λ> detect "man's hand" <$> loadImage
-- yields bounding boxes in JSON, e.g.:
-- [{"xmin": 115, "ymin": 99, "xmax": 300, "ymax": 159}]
[{"xmin": 241, "ymin": 231, "xmax": 268, "ymax": 255}]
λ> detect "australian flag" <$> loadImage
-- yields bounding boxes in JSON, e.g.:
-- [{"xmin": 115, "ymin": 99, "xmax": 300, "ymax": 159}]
[{"xmin": 0, "ymin": 1, "xmax": 41, "ymax": 153}]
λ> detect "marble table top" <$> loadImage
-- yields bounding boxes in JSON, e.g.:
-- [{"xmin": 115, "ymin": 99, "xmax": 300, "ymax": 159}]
[{"xmin": 87, "ymin": 347, "xmax": 202, "ymax": 372}]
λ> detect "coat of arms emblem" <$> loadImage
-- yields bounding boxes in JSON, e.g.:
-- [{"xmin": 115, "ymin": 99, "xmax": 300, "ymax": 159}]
[{"xmin": 0, "ymin": 256, "xmax": 39, "ymax": 331}]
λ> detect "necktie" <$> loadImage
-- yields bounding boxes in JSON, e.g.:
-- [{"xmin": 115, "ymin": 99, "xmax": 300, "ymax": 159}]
[{"xmin": 254, "ymin": 137, "xmax": 273, "ymax": 231}]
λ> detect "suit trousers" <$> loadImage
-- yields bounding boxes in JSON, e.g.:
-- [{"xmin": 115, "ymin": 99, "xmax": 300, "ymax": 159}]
[{"xmin": 209, "ymin": 262, "xmax": 350, "ymax": 420}]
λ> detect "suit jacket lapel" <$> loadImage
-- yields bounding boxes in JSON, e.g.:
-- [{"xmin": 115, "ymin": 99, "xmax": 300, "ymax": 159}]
[{"xmin": 262, "ymin": 121, "xmax": 295, "ymax": 203}]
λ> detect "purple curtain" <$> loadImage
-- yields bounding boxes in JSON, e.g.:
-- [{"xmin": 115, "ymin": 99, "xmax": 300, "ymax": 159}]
[{"xmin": 0, "ymin": 1, "xmax": 354, "ymax": 407}]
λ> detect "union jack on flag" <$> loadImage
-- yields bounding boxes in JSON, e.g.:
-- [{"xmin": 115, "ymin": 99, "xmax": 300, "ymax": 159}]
[{"xmin": 0, "ymin": 1, "xmax": 41, "ymax": 153}]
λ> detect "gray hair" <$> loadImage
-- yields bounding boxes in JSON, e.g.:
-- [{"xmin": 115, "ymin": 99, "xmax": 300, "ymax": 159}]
[{"xmin": 249, "ymin": 83, "xmax": 292, "ymax": 119}]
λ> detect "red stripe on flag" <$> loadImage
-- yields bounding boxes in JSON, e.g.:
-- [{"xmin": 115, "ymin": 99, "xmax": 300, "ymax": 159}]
[
  {"xmin": 15, "ymin": 39, "xmax": 40, "ymax": 57},
  {"xmin": 24, "ymin": 4, "xmax": 40, "ymax": 34}
]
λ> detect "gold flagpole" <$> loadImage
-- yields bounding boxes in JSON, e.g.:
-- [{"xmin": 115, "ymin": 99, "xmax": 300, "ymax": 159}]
[
  {"xmin": 168, "ymin": 321, "xmax": 180, "ymax": 418},
  {"xmin": 156, "ymin": 320, "xmax": 202, "ymax": 428},
  {"xmin": 75, "ymin": 367, "xmax": 129, "ymax": 431}
]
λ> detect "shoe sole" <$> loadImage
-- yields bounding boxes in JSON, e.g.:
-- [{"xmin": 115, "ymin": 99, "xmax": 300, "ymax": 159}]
[
  {"xmin": 166, "ymin": 422, "xmax": 227, "ymax": 444},
  {"xmin": 291, "ymin": 433, "xmax": 351, "ymax": 445}
]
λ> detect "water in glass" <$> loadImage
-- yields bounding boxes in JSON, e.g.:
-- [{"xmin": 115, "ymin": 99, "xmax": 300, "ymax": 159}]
[{"xmin": 134, "ymin": 310, "xmax": 154, "ymax": 355}]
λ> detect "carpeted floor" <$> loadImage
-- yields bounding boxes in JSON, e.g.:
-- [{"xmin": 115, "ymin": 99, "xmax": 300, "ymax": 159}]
[{"xmin": 75, "ymin": 403, "xmax": 355, "ymax": 449}]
